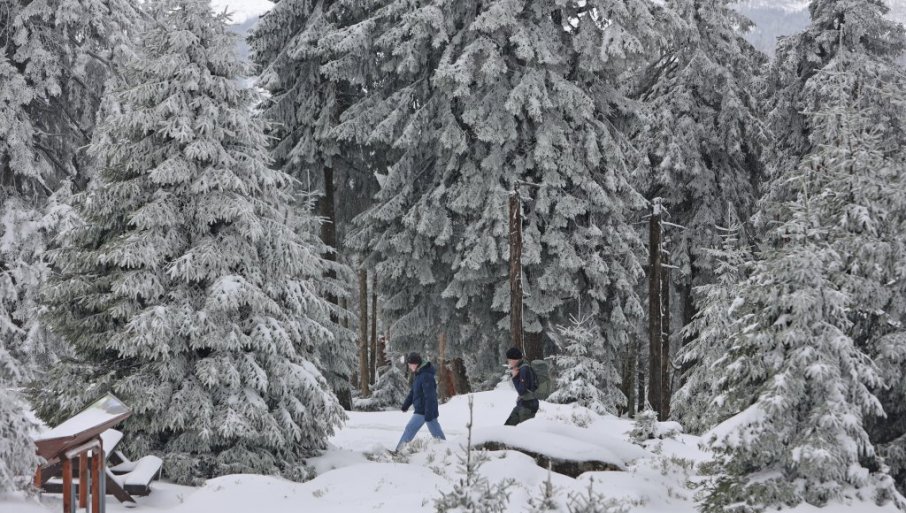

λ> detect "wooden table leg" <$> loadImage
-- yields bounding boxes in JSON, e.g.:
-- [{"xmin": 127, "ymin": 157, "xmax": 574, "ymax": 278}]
[
  {"xmin": 91, "ymin": 447, "xmax": 104, "ymax": 513},
  {"xmin": 79, "ymin": 453, "xmax": 89, "ymax": 508},
  {"xmin": 62, "ymin": 458, "xmax": 73, "ymax": 513}
]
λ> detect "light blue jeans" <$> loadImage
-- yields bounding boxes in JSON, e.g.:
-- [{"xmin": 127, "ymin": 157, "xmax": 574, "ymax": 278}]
[{"xmin": 395, "ymin": 414, "xmax": 445, "ymax": 451}]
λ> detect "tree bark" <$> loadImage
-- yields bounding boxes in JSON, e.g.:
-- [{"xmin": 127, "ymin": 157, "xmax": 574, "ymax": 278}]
[
  {"xmin": 509, "ymin": 192, "xmax": 523, "ymax": 353},
  {"xmin": 370, "ymin": 275, "xmax": 378, "ymax": 385},
  {"xmin": 524, "ymin": 331, "xmax": 544, "ymax": 362},
  {"xmin": 661, "ymin": 250, "xmax": 671, "ymax": 421},
  {"xmin": 377, "ymin": 336, "xmax": 389, "ymax": 368},
  {"xmin": 451, "ymin": 357, "xmax": 471, "ymax": 395},
  {"xmin": 648, "ymin": 203, "xmax": 663, "ymax": 417},
  {"xmin": 358, "ymin": 267, "xmax": 370, "ymax": 397}
]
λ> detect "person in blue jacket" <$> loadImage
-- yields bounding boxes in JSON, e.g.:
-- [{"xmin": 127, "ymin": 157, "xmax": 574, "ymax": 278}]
[{"xmin": 395, "ymin": 352, "xmax": 445, "ymax": 451}]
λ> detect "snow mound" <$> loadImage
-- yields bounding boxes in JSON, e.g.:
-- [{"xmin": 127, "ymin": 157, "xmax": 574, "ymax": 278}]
[
  {"xmin": 167, "ymin": 464, "xmax": 449, "ymax": 513},
  {"xmin": 469, "ymin": 420, "xmax": 650, "ymax": 470}
]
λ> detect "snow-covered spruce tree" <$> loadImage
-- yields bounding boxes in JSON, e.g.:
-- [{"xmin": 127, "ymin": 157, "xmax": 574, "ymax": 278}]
[
  {"xmin": 33, "ymin": 0, "xmax": 344, "ymax": 484},
  {"xmin": 435, "ymin": 395, "xmax": 513, "ymax": 513},
  {"xmin": 808, "ymin": 57, "xmax": 906, "ymax": 496},
  {"xmin": 354, "ymin": 347, "xmax": 408, "ymax": 411},
  {"xmin": 331, "ymin": 0, "xmax": 658, "ymax": 383},
  {"xmin": 0, "ymin": 335, "xmax": 38, "ymax": 492},
  {"xmin": 527, "ymin": 464, "xmax": 563, "ymax": 512},
  {"xmin": 762, "ymin": 0, "xmax": 906, "ymax": 495},
  {"xmin": 700, "ymin": 55, "xmax": 904, "ymax": 512},
  {"xmin": 0, "ymin": 0, "xmax": 141, "ymax": 373},
  {"xmin": 632, "ymin": 0, "xmax": 765, "ymax": 331},
  {"xmin": 764, "ymin": 0, "xmax": 905, "ymax": 198},
  {"xmin": 566, "ymin": 478, "xmax": 630, "ymax": 513},
  {"xmin": 248, "ymin": 0, "xmax": 372, "ymax": 406},
  {"xmin": 548, "ymin": 314, "xmax": 622, "ymax": 415},
  {"xmin": 629, "ymin": 409, "xmax": 659, "ymax": 444},
  {"xmin": 671, "ymin": 220, "xmax": 752, "ymax": 434}
]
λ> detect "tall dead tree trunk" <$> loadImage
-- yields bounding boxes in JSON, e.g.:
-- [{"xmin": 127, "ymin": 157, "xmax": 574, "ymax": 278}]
[
  {"xmin": 358, "ymin": 267, "xmax": 370, "ymax": 397},
  {"xmin": 648, "ymin": 201, "xmax": 663, "ymax": 418},
  {"xmin": 509, "ymin": 192, "xmax": 523, "ymax": 353},
  {"xmin": 661, "ymin": 250, "xmax": 671, "ymax": 421},
  {"xmin": 370, "ymin": 275, "xmax": 378, "ymax": 385}
]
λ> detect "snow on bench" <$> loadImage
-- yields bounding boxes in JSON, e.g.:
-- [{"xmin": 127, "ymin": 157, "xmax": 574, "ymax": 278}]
[
  {"xmin": 109, "ymin": 455, "xmax": 163, "ymax": 496},
  {"xmin": 469, "ymin": 420, "xmax": 651, "ymax": 478}
]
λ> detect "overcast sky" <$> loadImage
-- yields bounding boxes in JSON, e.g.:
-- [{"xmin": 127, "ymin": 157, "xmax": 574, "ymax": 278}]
[{"xmin": 210, "ymin": 0, "xmax": 273, "ymax": 24}]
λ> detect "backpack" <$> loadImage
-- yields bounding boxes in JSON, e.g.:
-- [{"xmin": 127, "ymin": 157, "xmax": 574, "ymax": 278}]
[{"xmin": 519, "ymin": 360, "xmax": 552, "ymax": 401}]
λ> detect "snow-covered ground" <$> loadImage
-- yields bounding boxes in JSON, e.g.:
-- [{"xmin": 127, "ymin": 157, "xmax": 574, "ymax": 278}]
[{"xmin": 1, "ymin": 387, "xmax": 900, "ymax": 513}]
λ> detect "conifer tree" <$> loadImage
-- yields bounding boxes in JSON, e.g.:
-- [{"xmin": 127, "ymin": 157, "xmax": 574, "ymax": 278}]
[
  {"xmin": 762, "ymin": 0, "xmax": 906, "ymax": 494},
  {"xmin": 701, "ymin": 51, "xmax": 904, "ymax": 511},
  {"xmin": 671, "ymin": 221, "xmax": 751, "ymax": 434},
  {"xmin": 0, "ymin": 339, "xmax": 37, "ymax": 492},
  {"xmin": 548, "ymin": 315, "xmax": 622, "ymax": 415},
  {"xmin": 0, "ymin": 0, "xmax": 141, "ymax": 371},
  {"xmin": 248, "ymin": 0, "xmax": 372, "ymax": 405},
  {"xmin": 1, "ymin": 0, "xmax": 140, "ymax": 489},
  {"xmin": 527, "ymin": 465, "xmax": 563, "ymax": 512},
  {"xmin": 329, "ymin": 0, "xmax": 658, "ymax": 381},
  {"xmin": 33, "ymin": 0, "xmax": 344, "ymax": 484},
  {"xmin": 354, "ymin": 347, "xmax": 408, "ymax": 411},
  {"xmin": 633, "ymin": 0, "xmax": 765, "ymax": 332},
  {"xmin": 435, "ymin": 395, "xmax": 513, "ymax": 513}
]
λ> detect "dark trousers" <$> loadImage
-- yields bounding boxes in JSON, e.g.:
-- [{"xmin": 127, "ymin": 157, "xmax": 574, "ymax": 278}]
[{"xmin": 504, "ymin": 404, "xmax": 537, "ymax": 426}]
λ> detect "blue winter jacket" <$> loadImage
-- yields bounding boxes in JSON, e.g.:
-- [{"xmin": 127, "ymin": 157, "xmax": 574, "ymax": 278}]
[{"xmin": 401, "ymin": 362, "xmax": 439, "ymax": 421}]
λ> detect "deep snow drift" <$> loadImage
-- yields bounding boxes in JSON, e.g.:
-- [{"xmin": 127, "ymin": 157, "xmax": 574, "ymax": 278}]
[{"xmin": 1, "ymin": 387, "xmax": 900, "ymax": 513}]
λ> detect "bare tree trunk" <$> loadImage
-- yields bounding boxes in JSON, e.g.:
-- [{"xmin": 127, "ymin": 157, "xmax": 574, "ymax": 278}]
[
  {"xmin": 509, "ymin": 192, "xmax": 523, "ymax": 353},
  {"xmin": 648, "ymin": 202, "xmax": 663, "ymax": 417},
  {"xmin": 359, "ymin": 267, "xmax": 370, "ymax": 397},
  {"xmin": 370, "ymin": 275, "xmax": 378, "ymax": 385},
  {"xmin": 661, "ymin": 251, "xmax": 671, "ymax": 421}
]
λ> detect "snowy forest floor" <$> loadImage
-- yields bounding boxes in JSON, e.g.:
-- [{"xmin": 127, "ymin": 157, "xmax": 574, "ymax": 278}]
[{"xmin": 1, "ymin": 385, "xmax": 899, "ymax": 513}]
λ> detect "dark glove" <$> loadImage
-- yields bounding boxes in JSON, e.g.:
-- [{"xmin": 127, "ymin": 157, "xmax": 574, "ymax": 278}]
[{"xmin": 401, "ymin": 406, "xmax": 408, "ymax": 412}]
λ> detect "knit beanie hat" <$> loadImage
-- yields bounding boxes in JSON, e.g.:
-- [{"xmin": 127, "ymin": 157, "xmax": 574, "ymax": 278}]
[
  {"xmin": 505, "ymin": 347, "xmax": 523, "ymax": 360},
  {"xmin": 406, "ymin": 352, "xmax": 423, "ymax": 365}
]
